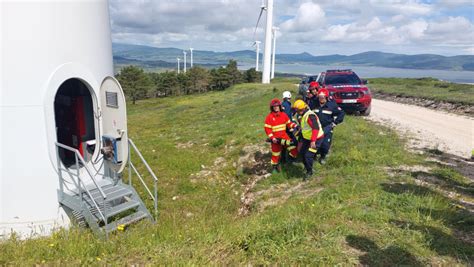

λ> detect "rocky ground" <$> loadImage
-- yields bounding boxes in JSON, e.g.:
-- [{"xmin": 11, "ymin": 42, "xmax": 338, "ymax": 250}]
[{"xmin": 373, "ymin": 92, "xmax": 474, "ymax": 117}]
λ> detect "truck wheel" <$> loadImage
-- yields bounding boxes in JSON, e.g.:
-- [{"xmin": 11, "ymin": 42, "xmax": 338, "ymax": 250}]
[{"xmin": 361, "ymin": 105, "xmax": 371, "ymax": 116}]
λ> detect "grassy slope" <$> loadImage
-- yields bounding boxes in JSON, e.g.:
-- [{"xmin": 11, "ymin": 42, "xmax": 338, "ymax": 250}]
[
  {"xmin": 368, "ymin": 77, "xmax": 474, "ymax": 105},
  {"xmin": 1, "ymin": 80, "xmax": 473, "ymax": 265}
]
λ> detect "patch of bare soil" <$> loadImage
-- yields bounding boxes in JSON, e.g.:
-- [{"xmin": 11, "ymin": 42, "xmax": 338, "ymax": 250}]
[
  {"xmin": 384, "ymin": 165, "xmax": 433, "ymax": 177},
  {"xmin": 236, "ymin": 144, "xmax": 272, "ymax": 216},
  {"xmin": 238, "ymin": 173, "xmax": 272, "ymax": 216},
  {"xmin": 253, "ymin": 183, "xmax": 323, "ymax": 212},
  {"xmin": 424, "ymin": 150, "xmax": 474, "ymax": 181},
  {"xmin": 189, "ymin": 156, "xmax": 228, "ymax": 183},
  {"xmin": 176, "ymin": 141, "xmax": 195, "ymax": 149},
  {"xmin": 236, "ymin": 145, "xmax": 323, "ymax": 216}
]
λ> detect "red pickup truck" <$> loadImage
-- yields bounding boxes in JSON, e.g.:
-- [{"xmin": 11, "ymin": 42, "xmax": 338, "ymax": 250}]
[{"xmin": 316, "ymin": 69, "xmax": 372, "ymax": 116}]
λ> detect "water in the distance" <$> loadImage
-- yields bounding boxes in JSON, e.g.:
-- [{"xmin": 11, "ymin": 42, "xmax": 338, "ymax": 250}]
[{"xmin": 240, "ymin": 63, "xmax": 474, "ymax": 84}]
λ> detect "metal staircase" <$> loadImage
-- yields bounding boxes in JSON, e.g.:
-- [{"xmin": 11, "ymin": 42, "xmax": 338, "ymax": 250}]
[{"xmin": 55, "ymin": 139, "xmax": 158, "ymax": 238}]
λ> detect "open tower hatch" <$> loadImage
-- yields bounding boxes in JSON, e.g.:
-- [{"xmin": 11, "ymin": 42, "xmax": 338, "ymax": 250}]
[{"xmin": 99, "ymin": 76, "xmax": 129, "ymax": 173}]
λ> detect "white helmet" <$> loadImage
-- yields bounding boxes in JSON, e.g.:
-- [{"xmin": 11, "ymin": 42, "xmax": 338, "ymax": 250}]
[{"xmin": 282, "ymin": 91, "xmax": 292, "ymax": 99}]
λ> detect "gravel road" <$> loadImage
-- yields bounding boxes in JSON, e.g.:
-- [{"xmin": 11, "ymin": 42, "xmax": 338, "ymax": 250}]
[{"xmin": 368, "ymin": 99, "xmax": 473, "ymax": 159}]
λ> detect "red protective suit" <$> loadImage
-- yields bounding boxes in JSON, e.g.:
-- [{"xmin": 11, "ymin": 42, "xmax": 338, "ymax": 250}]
[{"xmin": 264, "ymin": 110, "xmax": 298, "ymax": 165}]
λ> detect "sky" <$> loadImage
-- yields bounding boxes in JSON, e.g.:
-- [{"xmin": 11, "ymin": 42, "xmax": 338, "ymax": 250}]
[{"xmin": 109, "ymin": 0, "xmax": 474, "ymax": 56}]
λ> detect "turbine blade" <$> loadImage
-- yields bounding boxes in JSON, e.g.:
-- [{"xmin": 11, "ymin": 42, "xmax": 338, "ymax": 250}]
[{"xmin": 254, "ymin": 7, "xmax": 265, "ymax": 37}]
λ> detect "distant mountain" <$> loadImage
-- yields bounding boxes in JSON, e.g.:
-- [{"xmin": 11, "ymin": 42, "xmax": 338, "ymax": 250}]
[{"xmin": 113, "ymin": 43, "xmax": 474, "ymax": 71}]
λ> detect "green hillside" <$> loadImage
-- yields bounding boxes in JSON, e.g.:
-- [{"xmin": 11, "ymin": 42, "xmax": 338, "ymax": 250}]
[{"xmin": 1, "ymin": 79, "xmax": 472, "ymax": 265}]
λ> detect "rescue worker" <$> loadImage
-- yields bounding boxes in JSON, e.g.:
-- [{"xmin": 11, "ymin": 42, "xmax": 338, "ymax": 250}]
[
  {"xmin": 282, "ymin": 91, "xmax": 298, "ymax": 153},
  {"xmin": 307, "ymin": 82, "xmax": 320, "ymax": 110},
  {"xmin": 292, "ymin": 99, "xmax": 324, "ymax": 180},
  {"xmin": 309, "ymin": 81, "xmax": 319, "ymax": 90},
  {"xmin": 314, "ymin": 88, "xmax": 345, "ymax": 164},
  {"xmin": 281, "ymin": 91, "xmax": 293, "ymax": 119},
  {"xmin": 264, "ymin": 98, "xmax": 299, "ymax": 173},
  {"xmin": 303, "ymin": 88, "xmax": 313, "ymax": 103},
  {"xmin": 298, "ymin": 79, "xmax": 308, "ymax": 97}
]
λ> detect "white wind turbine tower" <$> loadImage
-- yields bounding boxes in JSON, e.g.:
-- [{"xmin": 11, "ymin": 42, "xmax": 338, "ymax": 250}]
[
  {"xmin": 189, "ymin": 48, "xmax": 194, "ymax": 68},
  {"xmin": 271, "ymin": 26, "xmax": 279, "ymax": 79},
  {"xmin": 252, "ymin": 41, "xmax": 261, "ymax": 71},
  {"xmin": 183, "ymin": 50, "xmax": 187, "ymax": 73},
  {"xmin": 177, "ymin": 57, "xmax": 181, "ymax": 74},
  {"xmin": 255, "ymin": 0, "xmax": 273, "ymax": 84}
]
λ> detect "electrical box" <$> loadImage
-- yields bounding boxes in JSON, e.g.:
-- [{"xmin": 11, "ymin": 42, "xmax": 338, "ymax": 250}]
[
  {"xmin": 101, "ymin": 135, "xmax": 123, "ymax": 164},
  {"xmin": 83, "ymin": 140, "xmax": 96, "ymax": 162}
]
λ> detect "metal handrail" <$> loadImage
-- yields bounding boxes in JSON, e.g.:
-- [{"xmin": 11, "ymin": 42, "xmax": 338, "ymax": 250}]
[
  {"xmin": 55, "ymin": 142, "xmax": 107, "ymax": 223},
  {"xmin": 130, "ymin": 162, "xmax": 155, "ymax": 200},
  {"xmin": 56, "ymin": 142, "xmax": 106, "ymax": 199},
  {"xmin": 128, "ymin": 139, "xmax": 158, "ymax": 220}
]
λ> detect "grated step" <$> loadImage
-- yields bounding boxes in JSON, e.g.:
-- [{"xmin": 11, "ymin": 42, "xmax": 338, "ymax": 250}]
[
  {"xmin": 93, "ymin": 200, "xmax": 140, "ymax": 220},
  {"xmin": 103, "ymin": 210, "xmax": 149, "ymax": 233},
  {"xmin": 82, "ymin": 186, "xmax": 133, "ymax": 204},
  {"xmin": 85, "ymin": 184, "xmax": 125, "ymax": 199}
]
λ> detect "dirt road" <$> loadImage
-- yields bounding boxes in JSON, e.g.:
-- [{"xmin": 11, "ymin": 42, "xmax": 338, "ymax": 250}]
[{"xmin": 368, "ymin": 99, "xmax": 473, "ymax": 159}]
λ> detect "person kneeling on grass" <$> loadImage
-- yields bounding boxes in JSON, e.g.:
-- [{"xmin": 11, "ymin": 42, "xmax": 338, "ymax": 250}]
[
  {"xmin": 264, "ymin": 98, "xmax": 299, "ymax": 174},
  {"xmin": 293, "ymin": 99, "xmax": 324, "ymax": 181}
]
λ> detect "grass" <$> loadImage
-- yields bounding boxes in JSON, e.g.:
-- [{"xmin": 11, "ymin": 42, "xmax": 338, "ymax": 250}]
[
  {"xmin": 368, "ymin": 77, "xmax": 474, "ymax": 105},
  {"xmin": 1, "ymin": 79, "xmax": 473, "ymax": 265}
]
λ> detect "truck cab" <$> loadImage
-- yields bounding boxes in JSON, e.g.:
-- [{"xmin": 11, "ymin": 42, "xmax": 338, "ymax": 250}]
[{"xmin": 317, "ymin": 69, "xmax": 372, "ymax": 115}]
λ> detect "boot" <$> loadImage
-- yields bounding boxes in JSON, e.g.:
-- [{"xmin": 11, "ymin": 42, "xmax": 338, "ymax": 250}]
[
  {"xmin": 272, "ymin": 164, "xmax": 281, "ymax": 174},
  {"xmin": 319, "ymin": 157, "xmax": 327, "ymax": 165},
  {"xmin": 303, "ymin": 171, "xmax": 313, "ymax": 181}
]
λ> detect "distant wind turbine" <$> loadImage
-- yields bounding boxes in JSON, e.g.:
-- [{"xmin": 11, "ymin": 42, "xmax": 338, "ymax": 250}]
[
  {"xmin": 183, "ymin": 50, "xmax": 187, "ymax": 73},
  {"xmin": 177, "ymin": 57, "xmax": 181, "ymax": 74},
  {"xmin": 252, "ymin": 41, "xmax": 261, "ymax": 71},
  {"xmin": 189, "ymin": 48, "xmax": 194, "ymax": 68}
]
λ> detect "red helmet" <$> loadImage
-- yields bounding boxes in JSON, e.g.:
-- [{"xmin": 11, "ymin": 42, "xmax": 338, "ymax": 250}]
[
  {"xmin": 309, "ymin": 81, "xmax": 319, "ymax": 88},
  {"xmin": 318, "ymin": 88, "xmax": 329, "ymax": 98},
  {"xmin": 269, "ymin": 98, "xmax": 281, "ymax": 111}
]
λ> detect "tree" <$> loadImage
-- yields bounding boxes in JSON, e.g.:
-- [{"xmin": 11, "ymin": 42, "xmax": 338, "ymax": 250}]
[
  {"xmin": 148, "ymin": 72, "xmax": 165, "ymax": 97},
  {"xmin": 210, "ymin": 67, "xmax": 232, "ymax": 91},
  {"xmin": 244, "ymin": 68, "xmax": 262, "ymax": 83},
  {"xmin": 226, "ymin": 59, "xmax": 243, "ymax": 85},
  {"xmin": 156, "ymin": 71, "xmax": 179, "ymax": 96},
  {"xmin": 177, "ymin": 72, "xmax": 192, "ymax": 95},
  {"xmin": 187, "ymin": 66, "xmax": 210, "ymax": 94},
  {"xmin": 116, "ymin": 66, "xmax": 153, "ymax": 104}
]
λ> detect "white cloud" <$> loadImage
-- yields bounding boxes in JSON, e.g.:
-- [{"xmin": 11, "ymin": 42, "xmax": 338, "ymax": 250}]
[
  {"xmin": 399, "ymin": 20, "xmax": 428, "ymax": 40},
  {"xmin": 319, "ymin": 15, "xmax": 473, "ymax": 49},
  {"xmin": 323, "ymin": 17, "xmax": 401, "ymax": 44},
  {"xmin": 109, "ymin": 0, "xmax": 474, "ymax": 55},
  {"xmin": 279, "ymin": 2, "xmax": 326, "ymax": 32},
  {"xmin": 369, "ymin": 0, "xmax": 433, "ymax": 16},
  {"xmin": 421, "ymin": 16, "xmax": 474, "ymax": 47}
]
